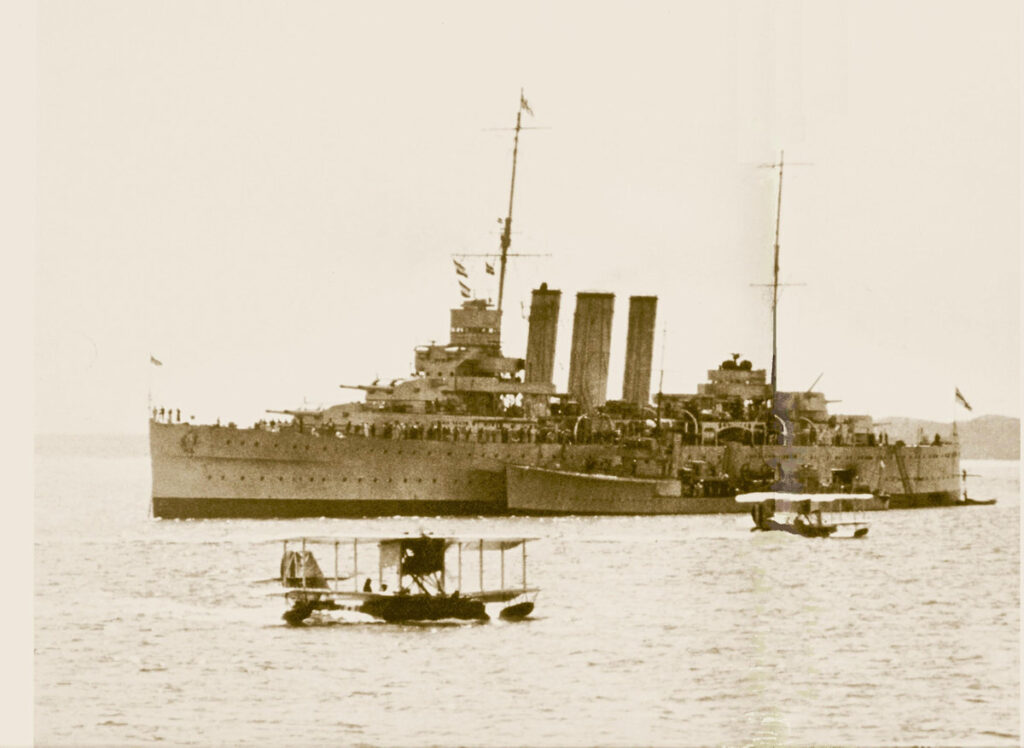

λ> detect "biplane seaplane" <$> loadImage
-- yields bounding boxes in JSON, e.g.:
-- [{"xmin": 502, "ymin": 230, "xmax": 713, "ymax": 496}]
[
  {"xmin": 736, "ymin": 492, "xmax": 876, "ymax": 539},
  {"xmin": 267, "ymin": 534, "xmax": 539, "ymax": 625}
]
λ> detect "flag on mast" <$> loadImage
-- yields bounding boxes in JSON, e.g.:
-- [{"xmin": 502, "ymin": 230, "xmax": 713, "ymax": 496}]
[
  {"xmin": 485, "ymin": 261, "xmax": 495, "ymax": 275},
  {"xmin": 453, "ymin": 259, "xmax": 468, "ymax": 278},
  {"xmin": 150, "ymin": 354, "xmax": 163, "ymax": 367},
  {"xmin": 520, "ymin": 92, "xmax": 533, "ymax": 116},
  {"xmin": 459, "ymin": 281, "xmax": 471, "ymax": 298},
  {"xmin": 954, "ymin": 387, "xmax": 973, "ymax": 411}
]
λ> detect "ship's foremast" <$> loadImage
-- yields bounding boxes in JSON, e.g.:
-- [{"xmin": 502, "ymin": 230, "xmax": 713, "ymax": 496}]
[{"xmin": 496, "ymin": 96, "xmax": 526, "ymax": 315}]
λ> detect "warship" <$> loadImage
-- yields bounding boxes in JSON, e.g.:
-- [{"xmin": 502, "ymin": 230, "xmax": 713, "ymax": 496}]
[{"xmin": 149, "ymin": 96, "xmax": 962, "ymax": 519}]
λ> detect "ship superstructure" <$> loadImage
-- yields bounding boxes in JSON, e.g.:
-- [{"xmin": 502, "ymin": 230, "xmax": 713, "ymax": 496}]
[{"xmin": 148, "ymin": 98, "xmax": 961, "ymax": 519}]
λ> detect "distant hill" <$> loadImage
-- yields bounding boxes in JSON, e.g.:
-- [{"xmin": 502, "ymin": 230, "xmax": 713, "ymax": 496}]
[{"xmin": 878, "ymin": 415, "xmax": 1020, "ymax": 460}]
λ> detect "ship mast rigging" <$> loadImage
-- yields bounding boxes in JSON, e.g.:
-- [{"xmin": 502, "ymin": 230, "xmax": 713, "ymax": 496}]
[
  {"xmin": 757, "ymin": 150, "xmax": 809, "ymax": 415},
  {"xmin": 497, "ymin": 90, "xmax": 532, "ymax": 315},
  {"xmin": 770, "ymin": 150, "xmax": 784, "ymax": 408}
]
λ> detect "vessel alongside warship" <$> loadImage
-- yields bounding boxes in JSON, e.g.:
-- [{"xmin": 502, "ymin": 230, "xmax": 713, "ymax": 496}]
[{"xmin": 149, "ymin": 97, "xmax": 961, "ymax": 519}]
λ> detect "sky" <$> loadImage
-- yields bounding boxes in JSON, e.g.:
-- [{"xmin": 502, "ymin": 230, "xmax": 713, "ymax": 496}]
[{"xmin": 33, "ymin": 0, "xmax": 1020, "ymax": 434}]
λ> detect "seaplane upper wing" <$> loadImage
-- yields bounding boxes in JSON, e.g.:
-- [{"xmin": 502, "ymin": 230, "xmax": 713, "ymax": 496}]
[
  {"xmin": 271, "ymin": 534, "xmax": 539, "ymax": 547},
  {"xmin": 453, "ymin": 537, "xmax": 538, "ymax": 551},
  {"xmin": 735, "ymin": 492, "xmax": 877, "ymax": 512}
]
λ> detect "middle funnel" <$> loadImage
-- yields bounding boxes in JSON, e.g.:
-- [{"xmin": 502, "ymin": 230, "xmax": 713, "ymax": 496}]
[{"xmin": 567, "ymin": 292, "xmax": 615, "ymax": 412}]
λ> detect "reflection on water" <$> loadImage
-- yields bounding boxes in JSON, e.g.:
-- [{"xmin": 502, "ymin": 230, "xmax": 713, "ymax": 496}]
[{"xmin": 35, "ymin": 448, "xmax": 1019, "ymax": 746}]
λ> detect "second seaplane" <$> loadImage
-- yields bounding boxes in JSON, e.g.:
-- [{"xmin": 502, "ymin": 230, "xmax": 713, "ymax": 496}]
[
  {"xmin": 268, "ymin": 534, "xmax": 539, "ymax": 625},
  {"xmin": 737, "ymin": 492, "xmax": 877, "ymax": 538}
]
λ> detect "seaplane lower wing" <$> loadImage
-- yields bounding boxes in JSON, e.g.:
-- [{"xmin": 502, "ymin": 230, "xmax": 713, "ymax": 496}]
[{"xmin": 463, "ymin": 587, "xmax": 539, "ymax": 603}]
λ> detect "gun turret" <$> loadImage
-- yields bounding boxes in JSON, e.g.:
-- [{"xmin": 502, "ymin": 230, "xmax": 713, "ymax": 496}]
[
  {"xmin": 266, "ymin": 409, "xmax": 323, "ymax": 418},
  {"xmin": 339, "ymin": 384, "xmax": 396, "ymax": 393}
]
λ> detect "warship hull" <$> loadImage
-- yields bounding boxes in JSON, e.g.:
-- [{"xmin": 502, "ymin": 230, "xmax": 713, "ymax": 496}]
[{"xmin": 150, "ymin": 421, "xmax": 960, "ymax": 518}]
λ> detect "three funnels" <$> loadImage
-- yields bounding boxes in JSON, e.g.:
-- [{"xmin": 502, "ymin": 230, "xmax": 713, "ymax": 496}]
[{"xmin": 526, "ymin": 287, "xmax": 658, "ymax": 414}]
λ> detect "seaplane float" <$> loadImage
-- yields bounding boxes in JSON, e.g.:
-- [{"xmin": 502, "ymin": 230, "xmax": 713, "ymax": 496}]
[
  {"xmin": 264, "ymin": 534, "xmax": 539, "ymax": 625},
  {"xmin": 737, "ymin": 492, "xmax": 878, "ymax": 538}
]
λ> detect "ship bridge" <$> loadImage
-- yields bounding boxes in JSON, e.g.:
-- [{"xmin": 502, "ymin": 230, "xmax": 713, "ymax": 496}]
[{"xmin": 449, "ymin": 299, "xmax": 502, "ymax": 349}]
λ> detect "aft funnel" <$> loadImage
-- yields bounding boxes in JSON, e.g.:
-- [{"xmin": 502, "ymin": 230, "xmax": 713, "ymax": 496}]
[{"xmin": 622, "ymin": 295, "xmax": 657, "ymax": 408}]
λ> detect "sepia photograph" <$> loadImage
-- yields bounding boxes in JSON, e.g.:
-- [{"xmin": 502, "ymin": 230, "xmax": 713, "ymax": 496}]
[{"xmin": 22, "ymin": 0, "xmax": 1019, "ymax": 745}]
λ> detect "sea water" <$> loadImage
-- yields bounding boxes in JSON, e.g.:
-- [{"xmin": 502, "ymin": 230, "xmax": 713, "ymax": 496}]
[{"xmin": 34, "ymin": 437, "xmax": 1019, "ymax": 746}]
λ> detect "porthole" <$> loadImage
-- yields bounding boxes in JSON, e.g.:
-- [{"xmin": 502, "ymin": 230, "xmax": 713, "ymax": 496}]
[
  {"xmin": 221, "ymin": 475, "xmax": 225, "ymax": 480},
  {"xmin": 309, "ymin": 477, "xmax": 314, "ymax": 482},
  {"xmin": 260, "ymin": 476, "xmax": 265, "ymax": 481},
  {"xmin": 255, "ymin": 442, "xmax": 259, "ymax": 447},
  {"xmin": 240, "ymin": 476, "xmax": 245, "ymax": 481},
  {"xmin": 226, "ymin": 440, "xmax": 231, "ymax": 445}
]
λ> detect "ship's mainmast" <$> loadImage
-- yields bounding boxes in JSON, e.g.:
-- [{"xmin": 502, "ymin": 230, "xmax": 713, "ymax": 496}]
[
  {"xmin": 769, "ymin": 150, "xmax": 784, "ymax": 407},
  {"xmin": 497, "ymin": 90, "xmax": 532, "ymax": 315}
]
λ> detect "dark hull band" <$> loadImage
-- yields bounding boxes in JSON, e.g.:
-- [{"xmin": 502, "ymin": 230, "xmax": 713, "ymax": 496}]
[
  {"xmin": 152, "ymin": 497, "xmax": 504, "ymax": 519},
  {"xmin": 886, "ymin": 491, "xmax": 962, "ymax": 509},
  {"xmin": 152, "ymin": 491, "xmax": 960, "ymax": 519},
  {"xmin": 509, "ymin": 491, "xmax": 961, "ymax": 516}
]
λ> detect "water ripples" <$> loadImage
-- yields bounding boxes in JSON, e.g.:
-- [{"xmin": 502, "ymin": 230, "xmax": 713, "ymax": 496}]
[{"xmin": 34, "ymin": 453, "xmax": 1019, "ymax": 746}]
